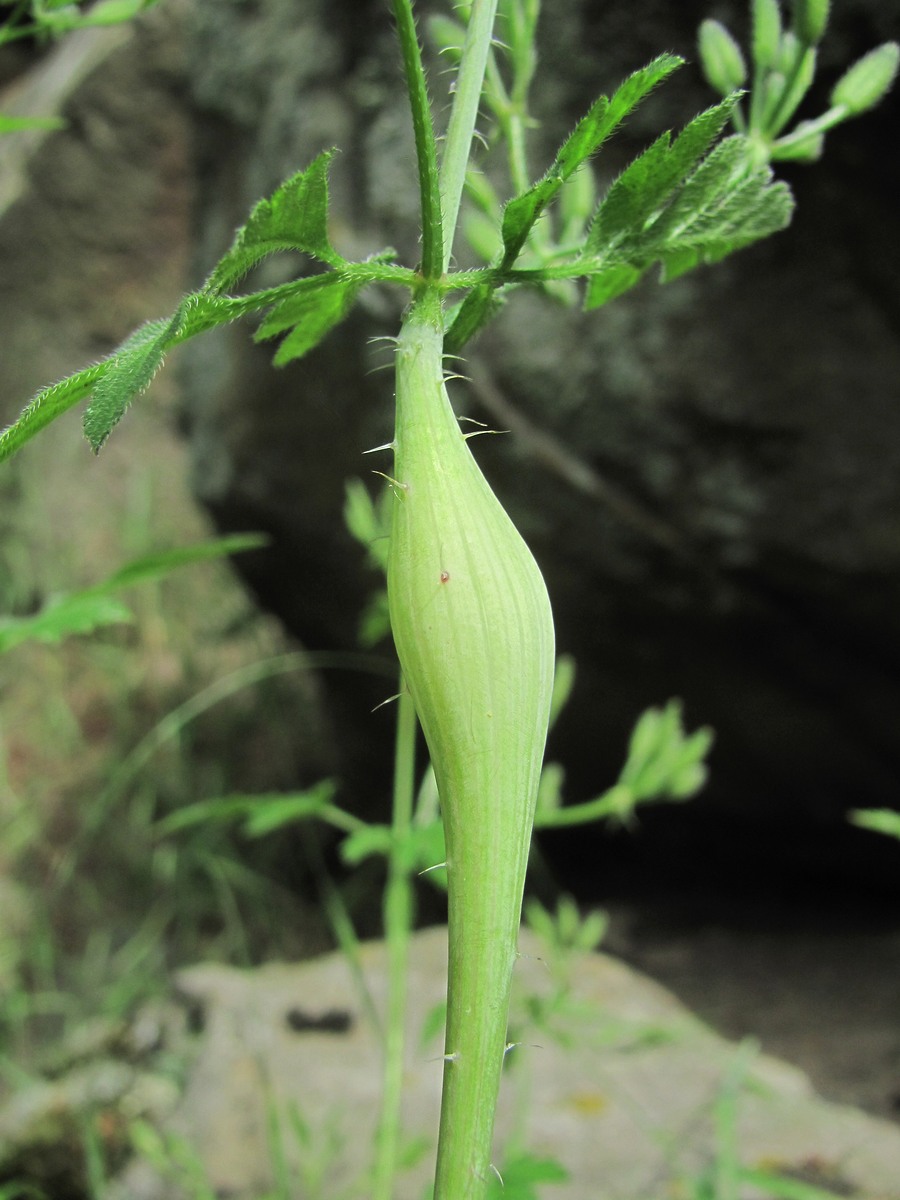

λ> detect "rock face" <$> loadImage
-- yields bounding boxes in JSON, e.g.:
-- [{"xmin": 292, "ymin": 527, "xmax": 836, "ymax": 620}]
[
  {"xmin": 104, "ymin": 928, "xmax": 900, "ymax": 1200},
  {"xmin": 2, "ymin": 1, "xmax": 898, "ymax": 895},
  {"xmin": 175, "ymin": 0, "xmax": 900, "ymax": 894},
  {"xmin": 0, "ymin": 3, "xmax": 191, "ymax": 409}
]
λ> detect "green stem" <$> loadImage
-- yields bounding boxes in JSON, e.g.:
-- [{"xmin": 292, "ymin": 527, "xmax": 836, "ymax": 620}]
[
  {"xmin": 770, "ymin": 103, "xmax": 846, "ymax": 152},
  {"xmin": 533, "ymin": 783, "xmax": 633, "ymax": 829},
  {"xmin": 371, "ymin": 677, "xmax": 419, "ymax": 1200},
  {"xmin": 390, "ymin": 293, "xmax": 554, "ymax": 1199},
  {"xmin": 765, "ymin": 45, "xmax": 815, "ymax": 138},
  {"xmin": 392, "ymin": 0, "xmax": 444, "ymax": 280},
  {"xmin": 439, "ymin": 0, "xmax": 501, "ymax": 270}
]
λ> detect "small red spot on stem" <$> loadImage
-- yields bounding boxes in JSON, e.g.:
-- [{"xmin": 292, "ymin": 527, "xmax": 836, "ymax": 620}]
[{"xmin": 440, "ymin": 571, "xmax": 450, "ymax": 583}]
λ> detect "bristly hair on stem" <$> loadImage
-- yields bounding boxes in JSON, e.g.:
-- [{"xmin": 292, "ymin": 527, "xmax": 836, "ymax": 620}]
[{"xmin": 391, "ymin": 0, "xmax": 445, "ymax": 280}]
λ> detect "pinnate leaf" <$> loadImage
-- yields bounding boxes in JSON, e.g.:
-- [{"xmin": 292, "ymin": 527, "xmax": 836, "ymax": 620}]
[
  {"xmin": 80, "ymin": 279, "xmax": 356, "ymax": 451},
  {"xmin": 444, "ymin": 283, "xmax": 506, "ymax": 354},
  {"xmin": 0, "ymin": 362, "xmax": 109, "ymax": 464},
  {"xmin": 254, "ymin": 272, "xmax": 361, "ymax": 365},
  {"xmin": 589, "ymin": 96, "xmax": 739, "ymax": 253},
  {"xmin": 650, "ymin": 135, "xmax": 794, "ymax": 260},
  {"xmin": 585, "ymin": 133, "xmax": 794, "ymax": 307},
  {"xmin": 0, "ymin": 534, "xmax": 261, "ymax": 655},
  {"xmin": 82, "ymin": 316, "xmax": 176, "ymax": 452},
  {"xmin": 205, "ymin": 150, "xmax": 343, "ymax": 294},
  {"xmin": 500, "ymin": 53, "xmax": 683, "ymax": 265},
  {"xmin": 582, "ymin": 263, "xmax": 646, "ymax": 309},
  {"xmin": 4, "ymin": 273, "xmax": 365, "ymax": 460}
]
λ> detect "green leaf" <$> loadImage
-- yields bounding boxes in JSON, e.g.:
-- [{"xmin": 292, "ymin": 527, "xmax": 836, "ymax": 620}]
[
  {"xmin": 204, "ymin": 150, "xmax": 343, "ymax": 294},
  {"xmin": 648, "ymin": 135, "xmax": 794, "ymax": 262},
  {"xmin": 72, "ymin": 0, "xmax": 159, "ymax": 25},
  {"xmin": 241, "ymin": 783, "xmax": 337, "ymax": 837},
  {"xmin": 339, "ymin": 824, "xmax": 393, "ymax": 866},
  {"xmin": 339, "ymin": 820, "xmax": 446, "ymax": 884},
  {"xmin": 583, "ymin": 263, "xmax": 646, "ymax": 310},
  {"xmin": 444, "ymin": 283, "xmax": 507, "ymax": 354},
  {"xmin": 0, "ymin": 362, "xmax": 109, "ymax": 464},
  {"xmin": 154, "ymin": 783, "xmax": 336, "ymax": 839},
  {"xmin": 80, "ymin": 286, "xmax": 312, "ymax": 452},
  {"xmin": 849, "ymin": 808, "xmax": 900, "ymax": 841},
  {"xmin": 2, "ymin": 273, "xmax": 365, "ymax": 462},
  {"xmin": 82, "ymin": 316, "xmax": 175, "ymax": 451},
  {"xmin": 618, "ymin": 699, "xmax": 713, "ymax": 801},
  {"xmin": 27, "ymin": 0, "xmax": 159, "ymax": 31},
  {"xmin": 0, "ymin": 534, "xmax": 265, "ymax": 655},
  {"xmin": 585, "ymin": 111, "xmax": 788, "ymax": 307},
  {"xmin": 0, "ymin": 593, "xmax": 134, "ymax": 654},
  {"xmin": 0, "ymin": 112, "xmax": 66, "ymax": 134},
  {"xmin": 500, "ymin": 53, "xmax": 683, "ymax": 266},
  {"xmin": 485, "ymin": 1152, "xmax": 569, "ymax": 1199},
  {"xmin": 344, "ymin": 479, "xmax": 391, "ymax": 572},
  {"xmin": 100, "ymin": 533, "xmax": 268, "ymax": 590},
  {"xmin": 588, "ymin": 96, "xmax": 739, "ymax": 253},
  {"xmin": 254, "ymin": 272, "xmax": 360, "ymax": 365}
]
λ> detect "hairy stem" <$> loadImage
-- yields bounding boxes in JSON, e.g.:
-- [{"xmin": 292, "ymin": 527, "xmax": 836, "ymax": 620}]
[
  {"xmin": 389, "ymin": 292, "xmax": 554, "ymax": 1197},
  {"xmin": 392, "ymin": 0, "xmax": 444, "ymax": 279}
]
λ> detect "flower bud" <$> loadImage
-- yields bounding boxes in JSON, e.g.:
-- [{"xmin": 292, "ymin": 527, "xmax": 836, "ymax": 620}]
[
  {"xmin": 752, "ymin": 0, "xmax": 782, "ymax": 71},
  {"xmin": 699, "ymin": 19, "xmax": 748, "ymax": 97},
  {"xmin": 792, "ymin": 0, "xmax": 830, "ymax": 45},
  {"xmin": 831, "ymin": 42, "xmax": 900, "ymax": 115}
]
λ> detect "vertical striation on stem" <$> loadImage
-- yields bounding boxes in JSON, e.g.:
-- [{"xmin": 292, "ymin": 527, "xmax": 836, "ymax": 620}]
[{"xmin": 387, "ymin": 291, "xmax": 554, "ymax": 1196}]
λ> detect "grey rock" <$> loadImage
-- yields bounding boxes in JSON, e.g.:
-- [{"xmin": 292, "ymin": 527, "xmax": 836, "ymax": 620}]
[
  {"xmin": 0, "ymin": 1059, "xmax": 179, "ymax": 1196},
  {"xmin": 122, "ymin": 928, "xmax": 900, "ymax": 1199}
]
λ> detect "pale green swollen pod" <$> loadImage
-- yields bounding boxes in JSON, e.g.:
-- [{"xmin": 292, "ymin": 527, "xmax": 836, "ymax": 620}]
[{"xmin": 387, "ymin": 292, "xmax": 555, "ymax": 1197}]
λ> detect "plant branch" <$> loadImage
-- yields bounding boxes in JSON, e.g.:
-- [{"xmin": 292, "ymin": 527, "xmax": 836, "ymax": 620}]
[{"xmin": 439, "ymin": 0, "xmax": 500, "ymax": 271}]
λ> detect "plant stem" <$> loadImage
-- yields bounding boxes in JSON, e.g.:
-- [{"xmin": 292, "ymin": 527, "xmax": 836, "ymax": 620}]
[
  {"xmin": 533, "ymin": 783, "xmax": 634, "ymax": 829},
  {"xmin": 371, "ymin": 678, "xmax": 419, "ymax": 1200},
  {"xmin": 390, "ymin": 293, "xmax": 554, "ymax": 1198},
  {"xmin": 392, "ymin": 0, "xmax": 444, "ymax": 280},
  {"xmin": 439, "ymin": 0, "xmax": 501, "ymax": 270}
]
